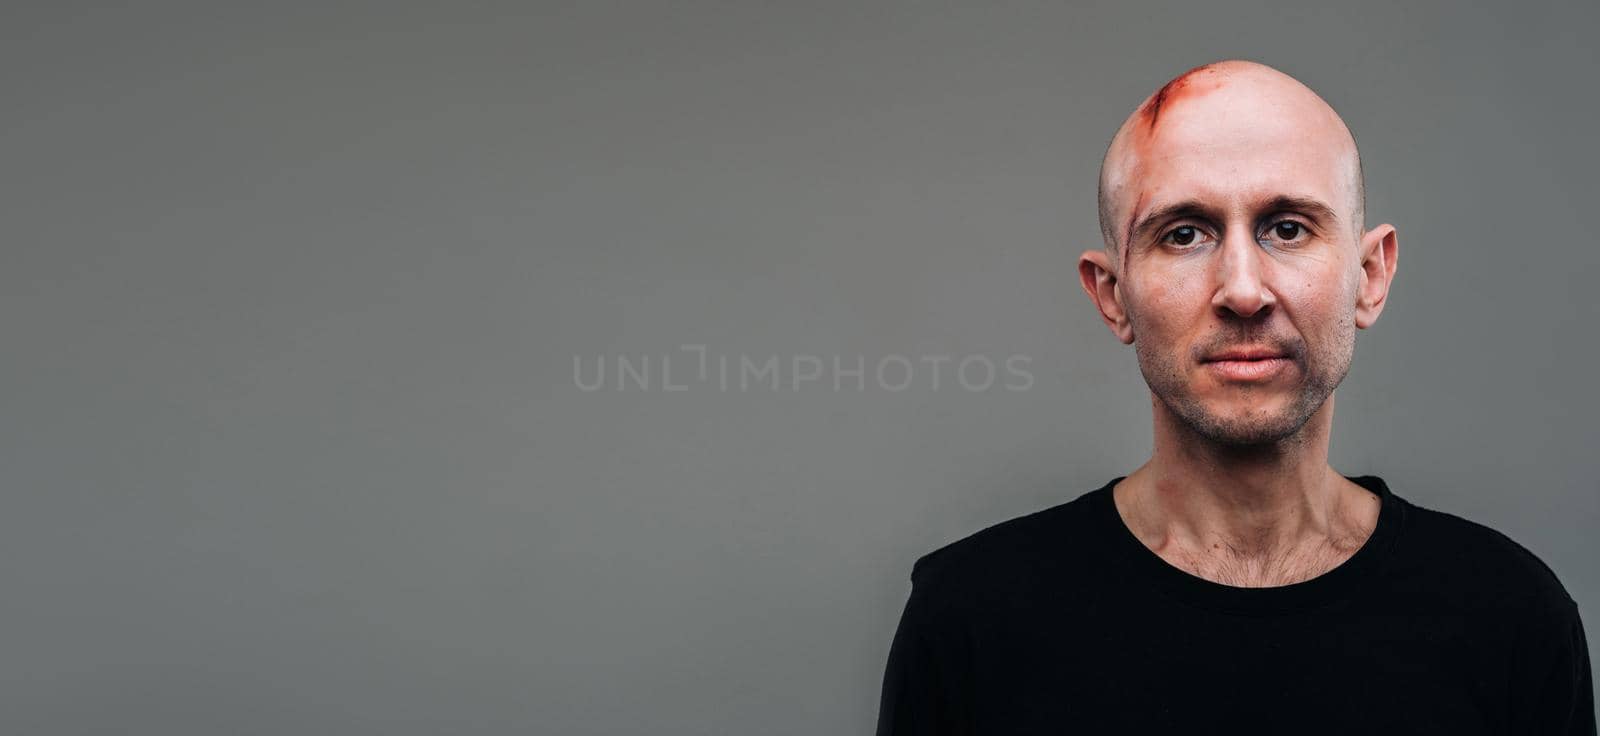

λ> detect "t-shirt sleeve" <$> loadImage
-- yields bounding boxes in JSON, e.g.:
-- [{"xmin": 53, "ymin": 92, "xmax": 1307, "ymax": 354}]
[
  {"xmin": 876, "ymin": 566, "xmax": 971, "ymax": 736},
  {"xmin": 1509, "ymin": 594, "xmax": 1596, "ymax": 735}
]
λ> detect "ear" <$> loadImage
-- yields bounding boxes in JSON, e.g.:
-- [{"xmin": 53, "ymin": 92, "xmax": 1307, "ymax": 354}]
[
  {"xmin": 1078, "ymin": 248, "xmax": 1135, "ymax": 344},
  {"xmin": 1354, "ymin": 224, "xmax": 1398, "ymax": 329}
]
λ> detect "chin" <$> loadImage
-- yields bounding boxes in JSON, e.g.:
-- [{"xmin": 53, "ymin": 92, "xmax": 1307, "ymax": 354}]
[
  {"xmin": 1194, "ymin": 416, "xmax": 1307, "ymax": 447},
  {"xmin": 1175, "ymin": 398, "xmax": 1316, "ymax": 447},
  {"xmin": 1140, "ymin": 354, "xmax": 1342, "ymax": 448}
]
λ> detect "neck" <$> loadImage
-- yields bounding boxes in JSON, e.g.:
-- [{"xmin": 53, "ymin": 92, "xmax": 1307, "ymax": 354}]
[{"xmin": 1116, "ymin": 391, "xmax": 1378, "ymax": 584}]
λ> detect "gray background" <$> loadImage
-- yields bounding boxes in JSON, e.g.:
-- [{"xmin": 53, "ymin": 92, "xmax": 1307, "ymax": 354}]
[{"xmin": 4, "ymin": 1, "xmax": 1596, "ymax": 733}]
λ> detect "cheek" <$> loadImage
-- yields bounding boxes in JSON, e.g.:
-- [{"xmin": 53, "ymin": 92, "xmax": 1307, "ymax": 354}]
[
  {"xmin": 1273, "ymin": 270, "xmax": 1358, "ymax": 344},
  {"xmin": 1129, "ymin": 269, "xmax": 1210, "ymax": 340},
  {"xmin": 1275, "ymin": 249, "xmax": 1360, "ymax": 305}
]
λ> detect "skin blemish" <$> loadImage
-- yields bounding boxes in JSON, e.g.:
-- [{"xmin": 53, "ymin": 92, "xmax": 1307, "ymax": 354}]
[
  {"xmin": 1115, "ymin": 64, "xmax": 1232, "ymax": 273},
  {"xmin": 1138, "ymin": 63, "xmax": 1219, "ymax": 132},
  {"xmin": 1124, "ymin": 191, "xmax": 1147, "ymax": 254},
  {"xmin": 1121, "ymin": 190, "xmax": 1147, "ymax": 274}
]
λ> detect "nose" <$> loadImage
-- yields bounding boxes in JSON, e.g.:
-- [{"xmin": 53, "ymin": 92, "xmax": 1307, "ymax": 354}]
[{"xmin": 1210, "ymin": 228, "xmax": 1276, "ymax": 318}]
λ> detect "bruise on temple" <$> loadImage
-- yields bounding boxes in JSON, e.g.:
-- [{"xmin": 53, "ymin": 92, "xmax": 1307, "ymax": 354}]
[{"xmin": 1122, "ymin": 190, "xmax": 1147, "ymax": 267}]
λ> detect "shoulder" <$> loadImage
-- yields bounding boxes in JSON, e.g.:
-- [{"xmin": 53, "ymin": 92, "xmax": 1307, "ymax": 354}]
[
  {"xmin": 1392, "ymin": 496, "xmax": 1593, "ymax": 731},
  {"xmin": 1396, "ymin": 494, "xmax": 1578, "ymax": 611},
  {"xmin": 907, "ymin": 483, "xmax": 1110, "ymax": 596}
]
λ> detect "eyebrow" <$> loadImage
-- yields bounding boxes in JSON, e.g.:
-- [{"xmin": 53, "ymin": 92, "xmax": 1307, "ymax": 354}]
[{"xmin": 1125, "ymin": 195, "xmax": 1343, "ymax": 247}]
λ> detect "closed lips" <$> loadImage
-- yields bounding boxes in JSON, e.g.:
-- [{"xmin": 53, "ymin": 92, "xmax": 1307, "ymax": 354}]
[{"xmin": 1204, "ymin": 349, "xmax": 1286, "ymax": 362}]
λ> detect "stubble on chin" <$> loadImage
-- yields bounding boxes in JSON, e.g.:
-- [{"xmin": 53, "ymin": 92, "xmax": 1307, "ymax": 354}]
[{"xmin": 1134, "ymin": 334, "xmax": 1352, "ymax": 449}]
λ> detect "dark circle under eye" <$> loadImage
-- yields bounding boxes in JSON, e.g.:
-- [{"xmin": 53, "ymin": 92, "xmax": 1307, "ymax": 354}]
[
  {"xmin": 1171, "ymin": 226, "xmax": 1197, "ymax": 245},
  {"xmin": 1273, "ymin": 222, "xmax": 1302, "ymax": 239}
]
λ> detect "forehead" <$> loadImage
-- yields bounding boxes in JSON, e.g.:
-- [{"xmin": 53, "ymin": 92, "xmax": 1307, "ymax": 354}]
[
  {"xmin": 1137, "ymin": 126, "xmax": 1350, "ymax": 212},
  {"xmin": 1115, "ymin": 81, "xmax": 1356, "ymax": 219}
]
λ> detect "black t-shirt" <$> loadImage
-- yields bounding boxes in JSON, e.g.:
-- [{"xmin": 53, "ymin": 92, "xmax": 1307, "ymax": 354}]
[{"xmin": 876, "ymin": 476, "xmax": 1595, "ymax": 735}]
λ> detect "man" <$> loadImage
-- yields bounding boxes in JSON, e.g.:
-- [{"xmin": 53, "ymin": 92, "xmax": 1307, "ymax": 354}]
[{"xmin": 875, "ymin": 60, "xmax": 1595, "ymax": 734}]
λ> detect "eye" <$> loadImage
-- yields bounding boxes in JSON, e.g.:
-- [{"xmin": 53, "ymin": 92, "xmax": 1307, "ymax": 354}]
[
  {"xmin": 1161, "ymin": 225, "xmax": 1211, "ymax": 249},
  {"xmin": 1262, "ymin": 220, "xmax": 1309, "ymax": 245}
]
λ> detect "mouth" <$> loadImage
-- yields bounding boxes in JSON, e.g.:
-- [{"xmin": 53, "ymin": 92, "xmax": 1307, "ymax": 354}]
[{"xmin": 1200, "ymin": 348, "xmax": 1293, "ymax": 382}]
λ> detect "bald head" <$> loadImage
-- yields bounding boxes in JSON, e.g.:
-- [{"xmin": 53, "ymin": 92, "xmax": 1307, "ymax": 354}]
[{"xmin": 1096, "ymin": 60, "xmax": 1365, "ymax": 257}]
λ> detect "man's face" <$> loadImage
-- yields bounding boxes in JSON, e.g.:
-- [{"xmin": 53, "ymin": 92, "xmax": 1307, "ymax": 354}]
[{"xmin": 1104, "ymin": 76, "xmax": 1370, "ymax": 447}]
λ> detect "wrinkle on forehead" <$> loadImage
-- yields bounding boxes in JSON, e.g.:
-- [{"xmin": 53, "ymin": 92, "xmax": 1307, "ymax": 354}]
[{"xmin": 1097, "ymin": 60, "xmax": 1363, "ymax": 269}]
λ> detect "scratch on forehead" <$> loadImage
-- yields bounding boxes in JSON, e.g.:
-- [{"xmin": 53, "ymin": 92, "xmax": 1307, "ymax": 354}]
[
  {"xmin": 1138, "ymin": 63, "xmax": 1221, "ymax": 132},
  {"xmin": 1114, "ymin": 63, "xmax": 1227, "ymax": 272}
]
